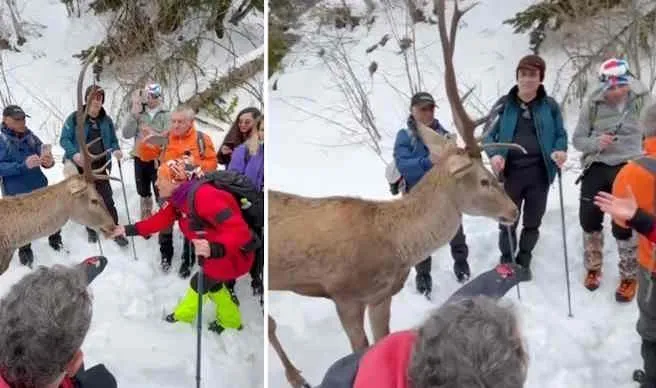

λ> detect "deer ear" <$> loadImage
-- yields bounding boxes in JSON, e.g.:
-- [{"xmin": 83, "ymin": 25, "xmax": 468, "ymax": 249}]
[
  {"xmin": 416, "ymin": 121, "xmax": 451, "ymax": 154},
  {"xmin": 63, "ymin": 160, "xmax": 80, "ymax": 178},
  {"xmin": 66, "ymin": 177, "xmax": 88, "ymax": 196},
  {"xmin": 445, "ymin": 153, "xmax": 474, "ymax": 178}
]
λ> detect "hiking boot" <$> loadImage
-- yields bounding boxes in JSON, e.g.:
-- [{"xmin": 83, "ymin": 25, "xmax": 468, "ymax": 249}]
[
  {"xmin": 618, "ymin": 235, "xmax": 639, "ymax": 282},
  {"xmin": 87, "ymin": 229, "xmax": 98, "ymax": 243},
  {"xmin": 583, "ymin": 231, "xmax": 603, "ymax": 274},
  {"xmin": 416, "ymin": 272, "xmax": 432, "ymax": 295},
  {"xmin": 140, "ymin": 196, "xmax": 153, "ymax": 220},
  {"xmin": 453, "ymin": 259, "xmax": 470, "ymax": 283},
  {"xmin": 616, "ymin": 278, "xmax": 638, "ymax": 302},
  {"xmin": 251, "ymin": 276, "xmax": 263, "ymax": 296},
  {"xmin": 161, "ymin": 255, "xmax": 172, "ymax": 273},
  {"xmin": 585, "ymin": 270, "xmax": 601, "ymax": 291},
  {"xmin": 114, "ymin": 235, "xmax": 129, "ymax": 248},
  {"xmin": 48, "ymin": 233, "xmax": 63, "ymax": 251},
  {"xmin": 18, "ymin": 246, "xmax": 33, "ymax": 268},
  {"xmin": 208, "ymin": 321, "xmax": 243, "ymax": 335}
]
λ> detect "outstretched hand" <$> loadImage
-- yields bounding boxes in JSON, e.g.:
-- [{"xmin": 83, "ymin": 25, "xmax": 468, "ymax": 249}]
[{"xmin": 593, "ymin": 185, "xmax": 638, "ymax": 222}]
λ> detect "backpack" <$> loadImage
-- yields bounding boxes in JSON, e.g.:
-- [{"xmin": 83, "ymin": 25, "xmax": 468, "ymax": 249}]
[
  {"xmin": 385, "ymin": 128, "xmax": 415, "ymax": 195},
  {"xmin": 186, "ymin": 169, "xmax": 264, "ymax": 233}
]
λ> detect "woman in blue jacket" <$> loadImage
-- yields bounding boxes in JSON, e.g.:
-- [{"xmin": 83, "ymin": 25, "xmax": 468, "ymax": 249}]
[
  {"xmin": 483, "ymin": 55, "xmax": 568, "ymax": 279},
  {"xmin": 59, "ymin": 85, "xmax": 128, "ymax": 247}
]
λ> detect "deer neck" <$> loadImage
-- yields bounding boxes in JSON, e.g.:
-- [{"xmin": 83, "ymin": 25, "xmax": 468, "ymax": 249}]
[
  {"xmin": 0, "ymin": 179, "xmax": 73, "ymax": 249},
  {"xmin": 385, "ymin": 166, "xmax": 463, "ymax": 266}
]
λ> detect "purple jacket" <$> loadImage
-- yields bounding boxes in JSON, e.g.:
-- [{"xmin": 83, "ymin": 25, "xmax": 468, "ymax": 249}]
[{"xmin": 228, "ymin": 143, "xmax": 263, "ymax": 192}]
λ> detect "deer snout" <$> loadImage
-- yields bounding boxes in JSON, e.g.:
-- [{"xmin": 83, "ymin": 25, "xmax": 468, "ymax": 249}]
[{"xmin": 498, "ymin": 205, "xmax": 519, "ymax": 225}]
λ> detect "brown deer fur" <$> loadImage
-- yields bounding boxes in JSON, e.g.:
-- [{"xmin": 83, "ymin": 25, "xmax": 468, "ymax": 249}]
[
  {"xmin": 0, "ymin": 49, "xmax": 116, "ymax": 275},
  {"xmin": 268, "ymin": 2, "xmax": 527, "ymax": 386}
]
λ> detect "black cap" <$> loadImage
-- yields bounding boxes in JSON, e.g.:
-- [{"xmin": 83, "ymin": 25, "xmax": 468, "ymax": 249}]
[
  {"xmin": 2, "ymin": 105, "xmax": 30, "ymax": 119},
  {"xmin": 410, "ymin": 92, "xmax": 436, "ymax": 107}
]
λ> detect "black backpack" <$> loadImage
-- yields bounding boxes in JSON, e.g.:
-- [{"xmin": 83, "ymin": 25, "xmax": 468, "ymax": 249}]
[{"xmin": 186, "ymin": 169, "xmax": 264, "ymax": 232}]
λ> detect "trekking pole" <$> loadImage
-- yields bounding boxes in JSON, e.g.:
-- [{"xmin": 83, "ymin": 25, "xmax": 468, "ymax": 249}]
[
  {"xmin": 195, "ymin": 256, "xmax": 204, "ymax": 388},
  {"xmin": 557, "ymin": 169, "xmax": 574, "ymax": 317},
  {"xmin": 116, "ymin": 159, "xmax": 138, "ymax": 261},
  {"xmin": 506, "ymin": 224, "xmax": 521, "ymax": 301},
  {"xmin": 97, "ymin": 239, "xmax": 104, "ymax": 256},
  {"xmin": 496, "ymin": 171, "xmax": 521, "ymax": 301}
]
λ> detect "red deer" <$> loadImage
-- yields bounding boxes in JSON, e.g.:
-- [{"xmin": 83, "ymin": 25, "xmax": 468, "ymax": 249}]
[
  {"xmin": 0, "ymin": 52, "xmax": 117, "ymax": 275},
  {"xmin": 268, "ymin": 1, "xmax": 526, "ymax": 386}
]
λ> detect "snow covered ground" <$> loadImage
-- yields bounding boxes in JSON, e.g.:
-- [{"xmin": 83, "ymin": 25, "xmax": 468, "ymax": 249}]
[
  {"xmin": 268, "ymin": 1, "xmax": 647, "ymax": 387},
  {"xmin": 0, "ymin": 1, "xmax": 264, "ymax": 387}
]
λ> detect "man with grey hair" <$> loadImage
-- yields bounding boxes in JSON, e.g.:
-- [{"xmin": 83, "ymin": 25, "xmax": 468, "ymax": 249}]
[
  {"xmin": 316, "ymin": 263, "xmax": 529, "ymax": 388},
  {"xmin": 0, "ymin": 256, "xmax": 117, "ymax": 388}
]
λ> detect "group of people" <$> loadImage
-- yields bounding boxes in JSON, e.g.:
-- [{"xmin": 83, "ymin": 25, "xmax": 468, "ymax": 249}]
[
  {"xmin": 384, "ymin": 54, "xmax": 656, "ymax": 386},
  {"xmin": 0, "ymin": 83, "xmax": 265, "ymax": 386}
]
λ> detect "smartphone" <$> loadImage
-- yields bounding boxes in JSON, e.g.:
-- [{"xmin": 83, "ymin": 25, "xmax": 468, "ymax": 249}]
[{"xmin": 41, "ymin": 144, "xmax": 52, "ymax": 155}]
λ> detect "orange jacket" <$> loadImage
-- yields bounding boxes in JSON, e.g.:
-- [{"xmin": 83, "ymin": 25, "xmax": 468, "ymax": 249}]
[
  {"xmin": 612, "ymin": 138, "xmax": 656, "ymax": 271},
  {"xmin": 137, "ymin": 125, "xmax": 217, "ymax": 172}
]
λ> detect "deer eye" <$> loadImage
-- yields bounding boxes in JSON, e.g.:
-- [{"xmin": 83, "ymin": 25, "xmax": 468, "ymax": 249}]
[
  {"xmin": 91, "ymin": 199, "xmax": 100, "ymax": 205},
  {"xmin": 480, "ymin": 179, "xmax": 490, "ymax": 187}
]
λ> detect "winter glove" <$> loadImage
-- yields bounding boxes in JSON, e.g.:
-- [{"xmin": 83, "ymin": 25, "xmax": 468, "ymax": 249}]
[
  {"xmin": 72, "ymin": 363, "xmax": 117, "ymax": 388},
  {"xmin": 197, "ymin": 242, "xmax": 225, "ymax": 266}
]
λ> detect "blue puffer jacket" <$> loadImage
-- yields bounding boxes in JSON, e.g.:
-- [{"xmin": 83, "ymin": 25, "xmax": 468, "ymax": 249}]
[
  {"xmin": 60, "ymin": 107, "xmax": 119, "ymax": 167},
  {"xmin": 393, "ymin": 116, "xmax": 450, "ymax": 191},
  {"xmin": 0, "ymin": 125, "xmax": 48, "ymax": 196},
  {"xmin": 482, "ymin": 85, "xmax": 568, "ymax": 184}
]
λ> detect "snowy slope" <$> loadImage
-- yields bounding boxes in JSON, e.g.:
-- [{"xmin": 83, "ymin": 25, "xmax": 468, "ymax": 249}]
[
  {"xmin": 0, "ymin": 1, "xmax": 264, "ymax": 387},
  {"xmin": 268, "ymin": 1, "xmax": 645, "ymax": 387}
]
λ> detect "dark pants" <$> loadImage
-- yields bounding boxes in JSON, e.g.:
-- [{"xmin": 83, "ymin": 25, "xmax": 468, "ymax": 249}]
[
  {"xmin": 251, "ymin": 227, "xmax": 264, "ymax": 283},
  {"xmin": 414, "ymin": 225, "xmax": 468, "ymax": 276},
  {"xmin": 134, "ymin": 157, "xmax": 158, "ymax": 199},
  {"xmin": 638, "ymin": 268, "xmax": 656, "ymax": 385},
  {"xmin": 498, "ymin": 164, "xmax": 549, "ymax": 267},
  {"xmin": 579, "ymin": 162, "xmax": 632, "ymax": 240}
]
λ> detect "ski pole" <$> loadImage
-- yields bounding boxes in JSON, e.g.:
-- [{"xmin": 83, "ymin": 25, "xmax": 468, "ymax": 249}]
[
  {"xmin": 496, "ymin": 171, "xmax": 521, "ymax": 301},
  {"xmin": 116, "ymin": 158, "xmax": 138, "ymax": 261},
  {"xmin": 505, "ymin": 224, "xmax": 521, "ymax": 301},
  {"xmin": 196, "ymin": 257, "xmax": 204, "ymax": 388},
  {"xmin": 557, "ymin": 169, "xmax": 574, "ymax": 317}
]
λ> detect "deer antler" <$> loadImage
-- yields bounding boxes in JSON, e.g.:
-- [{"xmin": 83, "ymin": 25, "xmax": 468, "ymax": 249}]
[
  {"xmin": 75, "ymin": 48, "xmax": 113, "ymax": 181},
  {"xmin": 435, "ymin": 0, "xmax": 526, "ymax": 157}
]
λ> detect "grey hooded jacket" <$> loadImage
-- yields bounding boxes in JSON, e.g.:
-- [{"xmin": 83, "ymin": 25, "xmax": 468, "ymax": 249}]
[{"xmin": 572, "ymin": 77, "xmax": 653, "ymax": 167}]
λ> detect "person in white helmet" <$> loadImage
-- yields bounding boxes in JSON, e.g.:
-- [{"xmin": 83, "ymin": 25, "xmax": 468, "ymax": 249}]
[
  {"xmin": 572, "ymin": 57, "xmax": 653, "ymax": 301},
  {"xmin": 121, "ymin": 83, "xmax": 172, "ymax": 219}
]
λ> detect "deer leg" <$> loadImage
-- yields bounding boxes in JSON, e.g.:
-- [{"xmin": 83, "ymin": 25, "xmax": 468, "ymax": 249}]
[
  {"xmin": 268, "ymin": 315, "xmax": 311, "ymax": 388},
  {"xmin": 367, "ymin": 295, "xmax": 392, "ymax": 343},
  {"xmin": 0, "ymin": 248, "xmax": 15, "ymax": 275},
  {"xmin": 334, "ymin": 299, "xmax": 369, "ymax": 351}
]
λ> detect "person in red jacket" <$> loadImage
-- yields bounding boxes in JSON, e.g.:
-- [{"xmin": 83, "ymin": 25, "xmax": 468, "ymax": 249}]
[
  {"xmin": 111, "ymin": 157, "xmax": 257, "ymax": 334},
  {"xmin": 315, "ymin": 264, "xmax": 529, "ymax": 388},
  {"xmin": 595, "ymin": 188, "xmax": 656, "ymax": 243}
]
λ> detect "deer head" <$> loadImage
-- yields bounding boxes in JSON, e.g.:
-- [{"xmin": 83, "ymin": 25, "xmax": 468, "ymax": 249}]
[
  {"xmin": 62, "ymin": 49, "xmax": 117, "ymax": 237},
  {"xmin": 424, "ymin": 0, "xmax": 527, "ymax": 224}
]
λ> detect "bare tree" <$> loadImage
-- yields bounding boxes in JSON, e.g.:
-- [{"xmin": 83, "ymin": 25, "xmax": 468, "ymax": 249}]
[{"xmin": 548, "ymin": 0, "xmax": 656, "ymax": 106}]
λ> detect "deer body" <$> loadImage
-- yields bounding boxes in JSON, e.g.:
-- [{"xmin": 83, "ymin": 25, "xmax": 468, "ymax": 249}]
[{"xmin": 269, "ymin": 168, "xmax": 464, "ymax": 299}]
